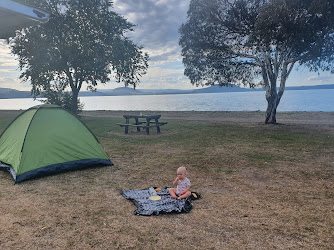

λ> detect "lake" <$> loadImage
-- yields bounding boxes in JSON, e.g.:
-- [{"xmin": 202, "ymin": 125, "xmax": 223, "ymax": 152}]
[{"xmin": 0, "ymin": 89, "xmax": 333, "ymax": 112}]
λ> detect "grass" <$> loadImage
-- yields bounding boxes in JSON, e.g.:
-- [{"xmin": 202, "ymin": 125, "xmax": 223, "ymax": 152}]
[{"xmin": 0, "ymin": 110, "xmax": 334, "ymax": 249}]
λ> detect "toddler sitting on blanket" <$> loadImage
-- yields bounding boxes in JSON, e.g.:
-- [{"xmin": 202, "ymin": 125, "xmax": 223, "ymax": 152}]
[{"xmin": 169, "ymin": 166, "xmax": 191, "ymax": 200}]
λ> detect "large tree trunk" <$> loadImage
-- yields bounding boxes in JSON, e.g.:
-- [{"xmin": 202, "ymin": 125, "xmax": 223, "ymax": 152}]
[
  {"xmin": 265, "ymin": 87, "xmax": 285, "ymax": 124},
  {"xmin": 71, "ymin": 88, "xmax": 79, "ymax": 114},
  {"xmin": 263, "ymin": 60, "xmax": 290, "ymax": 124},
  {"xmin": 265, "ymin": 92, "xmax": 278, "ymax": 124}
]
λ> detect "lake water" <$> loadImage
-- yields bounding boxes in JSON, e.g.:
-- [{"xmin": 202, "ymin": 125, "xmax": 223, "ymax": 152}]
[{"xmin": 0, "ymin": 89, "xmax": 333, "ymax": 112}]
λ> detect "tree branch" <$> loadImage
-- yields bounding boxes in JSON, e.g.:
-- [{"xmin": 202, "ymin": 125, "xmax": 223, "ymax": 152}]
[{"xmin": 261, "ymin": 51, "xmax": 276, "ymax": 85}]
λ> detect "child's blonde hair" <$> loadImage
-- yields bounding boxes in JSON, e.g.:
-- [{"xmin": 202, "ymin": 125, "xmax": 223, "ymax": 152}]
[{"xmin": 177, "ymin": 166, "xmax": 187, "ymax": 174}]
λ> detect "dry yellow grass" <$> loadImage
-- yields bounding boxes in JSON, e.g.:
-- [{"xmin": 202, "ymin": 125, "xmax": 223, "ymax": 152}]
[{"xmin": 0, "ymin": 110, "xmax": 333, "ymax": 249}]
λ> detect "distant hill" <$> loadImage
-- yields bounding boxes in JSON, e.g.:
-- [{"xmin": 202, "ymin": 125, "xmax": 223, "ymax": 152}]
[
  {"xmin": 191, "ymin": 84, "xmax": 334, "ymax": 93},
  {"xmin": 284, "ymin": 84, "xmax": 334, "ymax": 91},
  {"xmin": 0, "ymin": 88, "xmax": 31, "ymax": 99},
  {"xmin": 135, "ymin": 89, "xmax": 193, "ymax": 95},
  {"xmin": 77, "ymin": 91, "xmax": 105, "ymax": 97},
  {"xmin": 191, "ymin": 84, "xmax": 256, "ymax": 93},
  {"xmin": 78, "ymin": 87, "xmax": 145, "ymax": 96},
  {"xmin": 101, "ymin": 87, "xmax": 144, "ymax": 96},
  {"xmin": 191, "ymin": 83, "xmax": 334, "ymax": 93},
  {"xmin": 1, "ymin": 84, "xmax": 333, "ymax": 98},
  {"xmin": 79, "ymin": 87, "xmax": 193, "ymax": 96}
]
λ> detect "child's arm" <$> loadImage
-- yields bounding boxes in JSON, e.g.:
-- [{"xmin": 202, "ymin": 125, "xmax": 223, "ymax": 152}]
[
  {"xmin": 172, "ymin": 177, "xmax": 179, "ymax": 186},
  {"xmin": 180, "ymin": 185, "xmax": 190, "ymax": 195}
]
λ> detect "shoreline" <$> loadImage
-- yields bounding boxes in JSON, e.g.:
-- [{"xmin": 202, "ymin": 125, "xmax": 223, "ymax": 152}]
[
  {"xmin": 80, "ymin": 110, "xmax": 334, "ymax": 126},
  {"xmin": 1, "ymin": 110, "xmax": 333, "ymax": 126}
]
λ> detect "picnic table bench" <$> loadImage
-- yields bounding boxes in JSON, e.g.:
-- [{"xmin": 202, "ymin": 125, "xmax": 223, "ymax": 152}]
[{"xmin": 117, "ymin": 114, "xmax": 167, "ymax": 134}]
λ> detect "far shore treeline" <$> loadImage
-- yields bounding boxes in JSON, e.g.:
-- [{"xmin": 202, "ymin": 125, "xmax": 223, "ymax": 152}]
[{"xmin": 1, "ymin": 84, "xmax": 334, "ymax": 99}]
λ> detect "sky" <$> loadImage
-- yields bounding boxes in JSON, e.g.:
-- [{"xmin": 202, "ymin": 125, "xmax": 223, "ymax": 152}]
[{"xmin": 0, "ymin": 0, "xmax": 334, "ymax": 91}]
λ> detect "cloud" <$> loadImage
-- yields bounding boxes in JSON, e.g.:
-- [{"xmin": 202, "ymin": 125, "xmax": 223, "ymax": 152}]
[
  {"xmin": 0, "ymin": 69, "xmax": 12, "ymax": 73},
  {"xmin": 0, "ymin": 41, "xmax": 13, "ymax": 58},
  {"xmin": 0, "ymin": 61, "xmax": 18, "ymax": 67},
  {"xmin": 306, "ymin": 75, "xmax": 334, "ymax": 83},
  {"xmin": 136, "ymin": 66, "xmax": 192, "ymax": 89},
  {"xmin": 113, "ymin": 0, "xmax": 190, "ymax": 63},
  {"xmin": 0, "ymin": 77, "xmax": 30, "ymax": 90},
  {"xmin": 110, "ymin": 0, "xmax": 192, "ymax": 89},
  {"xmin": 0, "ymin": 40, "xmax": 19, "ymax": 69},
  {"xmin": 0, "ymin": 77, "xmax": 15, "ymax": 83},
  {"xmin": 148, "ymin": 45, "xmax": 183, "ymax": 65}
]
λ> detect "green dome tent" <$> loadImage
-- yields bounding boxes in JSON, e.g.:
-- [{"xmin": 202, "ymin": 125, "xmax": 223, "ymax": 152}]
[{"xmin": 0, "ymin": 104, "xmax": 112, "ymax": 183}]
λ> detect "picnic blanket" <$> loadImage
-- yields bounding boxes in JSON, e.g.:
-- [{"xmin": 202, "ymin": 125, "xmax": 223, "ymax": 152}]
[{"xmin": 121, "ymin": 187, "xmax": 193, "ymax": 216}]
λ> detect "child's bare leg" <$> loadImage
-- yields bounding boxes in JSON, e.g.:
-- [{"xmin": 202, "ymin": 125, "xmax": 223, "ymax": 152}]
[
  {"xmin": 177, "ymin": 191, "xmax": 191, "ymax": 200},
  {"xmin": 169, "ymin": 188, "xmax": 177, "ymax": 199}
]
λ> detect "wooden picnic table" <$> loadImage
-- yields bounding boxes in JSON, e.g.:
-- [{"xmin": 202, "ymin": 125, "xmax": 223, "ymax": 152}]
[{"xmin": 117, "ymin": 114, "xmax": 167, "ymax": 134}]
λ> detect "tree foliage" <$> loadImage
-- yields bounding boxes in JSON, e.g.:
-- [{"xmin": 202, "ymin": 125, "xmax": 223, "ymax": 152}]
[
  {"xmin": 11, "ymin": 0, "xmax": 149, "ymax": 114},
  {"xmin": 179, "ymin": 0, "xmax": 334, "ymax": 123}
]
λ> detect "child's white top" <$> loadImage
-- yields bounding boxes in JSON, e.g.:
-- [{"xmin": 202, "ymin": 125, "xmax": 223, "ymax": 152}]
[{"xmin": 176, "ymin": 177, "xmax": 191, "ymax": 195}]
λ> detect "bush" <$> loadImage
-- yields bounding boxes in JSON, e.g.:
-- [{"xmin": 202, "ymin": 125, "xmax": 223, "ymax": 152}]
[{"xmin": 40, "ymin": 90, "xmax": 84, "ymax": 114}]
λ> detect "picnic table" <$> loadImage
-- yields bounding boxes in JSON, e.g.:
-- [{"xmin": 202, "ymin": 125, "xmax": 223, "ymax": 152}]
[{"xmin": 117, "ymin": 114, "xmax": 167, "ymax": 134}]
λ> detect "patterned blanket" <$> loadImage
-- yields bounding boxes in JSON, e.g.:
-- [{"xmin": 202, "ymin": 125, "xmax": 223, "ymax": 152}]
[{"xmin": 121, "ymin": 187, "xmax": 193, "ymax": 216}]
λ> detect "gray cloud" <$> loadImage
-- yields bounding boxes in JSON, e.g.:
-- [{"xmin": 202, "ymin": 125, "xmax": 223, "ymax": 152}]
[
  {"xmin": 307, "ymin": 75, "xmax": 334, "ymax": 83},
  {"xmin": 113, "ymin": 0, "xmax": 190, "ymax": 63},
  {"xmin": 0, "ymin": 77, "xmax": 14, "ymax": 83}
]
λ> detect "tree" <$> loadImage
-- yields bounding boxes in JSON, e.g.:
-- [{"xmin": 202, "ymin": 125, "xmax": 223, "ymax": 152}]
[
  {"xmin": 179, "ymin": 0, "xmax": 334, "ymax": 123},
  {"xmin": 11, "ymin": 0, "xmax": 149, "ymax": 114}
]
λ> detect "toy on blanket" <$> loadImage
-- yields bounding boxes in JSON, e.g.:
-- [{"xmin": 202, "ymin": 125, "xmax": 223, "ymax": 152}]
[
  {"xmin": 150, "ymin": 188, "xmax": 162, "ymax": 200},
  {"xmin": 149, "ymin": 195, "xmax": 161, "ymax": 201}
]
